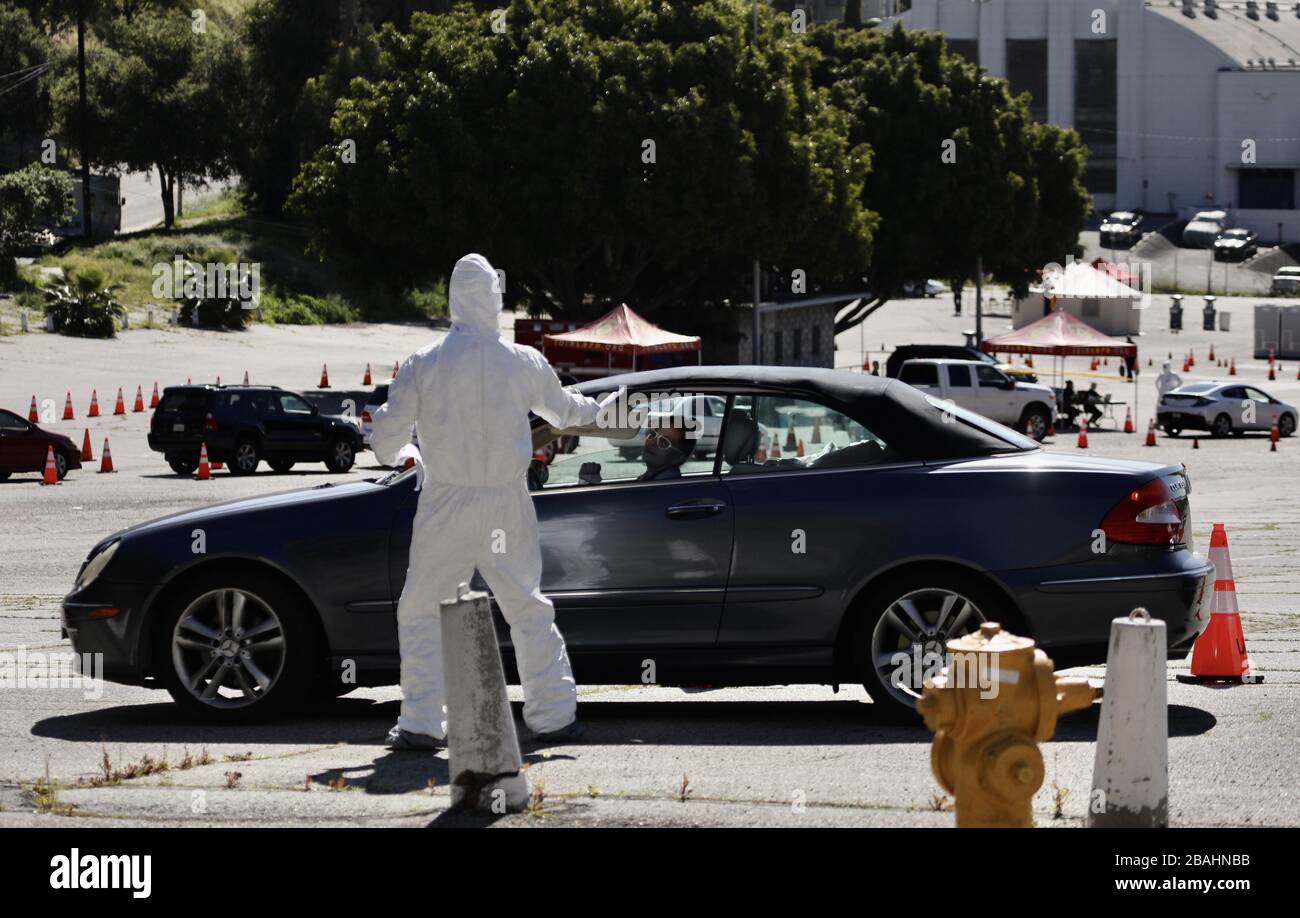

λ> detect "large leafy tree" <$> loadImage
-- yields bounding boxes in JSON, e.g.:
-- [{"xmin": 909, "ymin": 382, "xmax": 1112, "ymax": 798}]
[
  {"xmin": 0, "ymin": 162, "xmax": 74, "ymax": 282},
  {"xmin": 0, "ymin": 4, "xmax": 54, "ymax": 169},
  {"xmin": 290, "ymin": 0, "xmax": 876, "ymax": 321},
  {"xmin": 52, "ymin": 5, "xmax": 245, "ymax": 227},
  {"xmin": 806, "ymin": 23, "xmax": 1089, "ymax": 333}
]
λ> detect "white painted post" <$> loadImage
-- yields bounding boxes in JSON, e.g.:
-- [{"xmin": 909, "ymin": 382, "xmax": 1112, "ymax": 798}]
[
  {"xmin": 1088, "ymin": 607, "xmax": 1169, "ymax": 828},
  {"xmin": 440, "ymin": 583, "xmax": 529, "ymax": 813},
  {"xmin": 20, "ymin": 310, "xmax": 28, "ymax": 333}
]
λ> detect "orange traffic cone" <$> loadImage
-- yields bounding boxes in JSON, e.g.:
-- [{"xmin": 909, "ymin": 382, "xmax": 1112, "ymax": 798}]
[
  {"xmin": 1123, "ymin": 407, "xmax": 1134, "ymax": 434},
  {"xmin": 1193, "ymin": 436, "xmax": 1200, "ymax": 449},
  {"xmin": 862, "ymin": 354, "xmax": 871, "ymax": 371},
  {"xmin": 216, "ymin": 375, "xmax": 221, "ymax": 386},
  {"xmin": 770, "ymin": 434, "xmax": 782, "ymax": 459},
  {"xmin": 1229, "ymin": 358, "xmax": 1237, "ymax": 376},
  {"xmin": 132, "ymin": 385, "xmax": 145, "ymax": 412},
  {"xmin": 392, "ymin": 361, "xmax": 400, "ymax": 378},
  {"xmin": 186, "ymin": 377, "xmax": 192, "ymax": 384},
  {"xmin": 811, "ymin": 417, "xmax": 822, "ymax": 445},
  {"xmin": 1177, "ymin": 524, "xmax": 1261, "ymax": 684},
  {"xmin": 80, "ymin": 429, "xmax": 94, "ymax": 462},
  {"xmin": 1046, "ymin": 418, "xmax": 1055, "ymax": 438},
  {"xmin": 363, "ymin": 363, "xmax": 373, "ymax": 386},
  {"xmin": 1269, "ymin": 348, "xmax": 1276, "ymax": 367},
  {"xmin": 755, "ymin": 441, "xmax": 767, "ymax": 462},
  {"xmin": 1269, "ymin": 363, "xmax": 1276, "ymax": 380},
  {"xmin": 1077, "ymin": 417, "xmax": 1089, "ymax": 449},
  {"xmin": 28, "ymin": 395, "xmax": 38, "ymax": 423},
  {"xmin": 1026, "ymin": 355, "xmax": 1034, "ymax": 368},
  {"xmin": 40, "ymin": 445, "xmax": 59, "ymax": 485},
  {"xmin": 113, "ymin": 387, "xmax": 126, "ymax": 415},
  {"xmin": 1182, "ymin": 357, "xmax": 1190, "ymax": 373},
  {"xmin": 1208, "ymin": 344, "xmax": 1215, "ymax": 361},
  {"xmin": 1145, "ymin": 418, "xmax": 1157, "ymax": 447},
  {"xmin": 87, "ymin": 390, "xmax": 100, "ymax": 418},
  {"xmin": 1090, "ymin": 356, "xmax": 1098, "ymax": 371},
  {"xmin": 149, "ymin": 382, "xmax": 160, "ymax": 408},
  {"xmin": 784, "ymin": 423, "xmax": 796, "ymax": 451},
  {"xmin": 796, "ymin": 439, "xmax": 805, "ymax": 458},
  {"xmin": 318, "ymin": 364, "xmax": 330, "ymax": 388},
  {"xmin": 196, "ymin": 442, "xmax": 211, "ymax": 480},
  {"xmin": 1189, "ymin": 349, "xmax": 1195, "ymax": 367},
  {"xmin": 98, "ymin": 438, "xmax": 115, "ymax": 473},
  {"xmin": 62, "ymin": 391, "xmax": 74, "ymax": 420},
  {"xmin": 1270, "ymin": 418, "xmax": 1280, "ymax": 452}
]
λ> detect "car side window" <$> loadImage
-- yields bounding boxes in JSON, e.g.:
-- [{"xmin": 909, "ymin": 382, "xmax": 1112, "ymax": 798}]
[
  {"xmin": 1244, "ymin": 387, "xmax": 1270, "ymax": 402},
  {"xmin": 279, "ymin": 394, "xmax": 313, "ymax": 415},
  {"xmin": 1221, "ymin": 386, "xmax": 1246, "ymax": 400},
  {"xmin": 718, "ymin": 395, "xmax": 899, "ymax": 475},
  {"xmin": 0, "ymin": 411, "xmax": 29, "ymax": 432},
  {"xmin": 946, "ymin": 365, "xmax": 972, "ymax": 387},
  {"xmin": 975, "ymin": 365, "xmax": 1005, "ymax": 387}
]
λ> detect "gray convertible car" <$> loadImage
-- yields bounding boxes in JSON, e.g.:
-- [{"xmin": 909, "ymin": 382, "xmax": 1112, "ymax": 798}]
[{"xmin": 63, "ymin": 366, "xmax": 1212, "ymax": 721}]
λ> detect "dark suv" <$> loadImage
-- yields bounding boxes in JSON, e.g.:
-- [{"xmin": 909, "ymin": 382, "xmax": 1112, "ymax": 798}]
[{"xmin": 148, "ymin": 385, "xmax": 363, "ymax": 476}]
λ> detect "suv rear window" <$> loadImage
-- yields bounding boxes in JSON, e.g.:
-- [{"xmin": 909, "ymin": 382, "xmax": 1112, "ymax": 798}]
[{"xmin": 157, "ymin": 390, "xmax": 209, "ymax": 413}]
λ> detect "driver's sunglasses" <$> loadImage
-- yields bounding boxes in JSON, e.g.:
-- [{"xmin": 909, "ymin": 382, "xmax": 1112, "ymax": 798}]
[{"xmin": 645, "ymin": 430, "xmax": 677, "ymax": 450}]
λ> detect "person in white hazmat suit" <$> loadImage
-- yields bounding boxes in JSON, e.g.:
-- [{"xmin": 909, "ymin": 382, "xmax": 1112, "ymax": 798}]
[
  {"xmin": 1156, "ymin": 361, "xmax": 1183, "ymax": 399},
  {"xmin": 370, "ymin": 254, "xmax": 619, "ymax": 748}
]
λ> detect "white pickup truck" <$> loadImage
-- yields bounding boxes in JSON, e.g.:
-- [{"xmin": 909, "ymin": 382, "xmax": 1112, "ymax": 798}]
[{"xmin": 898, "ymin": 358, "xmax": 1057, "ymax": 441}]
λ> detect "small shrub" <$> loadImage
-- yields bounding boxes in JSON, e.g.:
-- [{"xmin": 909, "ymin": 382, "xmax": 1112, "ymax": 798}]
[{"xmin": 43, "ymin": 267, "xmax": 125, "ymax": 338}]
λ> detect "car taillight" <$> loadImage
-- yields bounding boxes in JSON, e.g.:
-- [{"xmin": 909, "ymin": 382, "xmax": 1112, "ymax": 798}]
[
  {"xmin": 362, "ymin": 410, "xmax": 372, "ymax": 423},
  {"xmin": 204, "ymin": 413, "xmax": 218, "ymax": 432},
  {"xmin": 1100, "ymin": 478, "xmax": 1185, "ymax": 546}
]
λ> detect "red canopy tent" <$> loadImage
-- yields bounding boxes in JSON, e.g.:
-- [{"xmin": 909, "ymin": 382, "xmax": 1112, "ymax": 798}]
[
  {"xmin": 542, "ymin": 303, "xmax": 701, "ymax": 376},
  {"xmin": 979, "ymin": 308, "xmax": 1136, "ymax": 360},
  {"xmin": 980, "ymin": 308, "xmax": 1140, "ymax": 427}
]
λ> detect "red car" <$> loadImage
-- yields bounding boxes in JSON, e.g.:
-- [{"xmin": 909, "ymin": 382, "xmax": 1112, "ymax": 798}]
[{"xmin": 0, "ymin": 409, "xmax": 82, "ymax": 481}]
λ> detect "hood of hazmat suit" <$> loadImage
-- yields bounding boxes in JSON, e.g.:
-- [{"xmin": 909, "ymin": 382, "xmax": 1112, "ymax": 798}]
[{"xmin": 369, "ymin": 253, "xmax": 619, "ymax": 739}]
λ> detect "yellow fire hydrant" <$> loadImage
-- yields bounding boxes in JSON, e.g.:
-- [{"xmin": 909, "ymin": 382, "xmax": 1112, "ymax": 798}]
[{"xmin": 916, "ymin": 621, "xmax": 1098, "ymax": 828}]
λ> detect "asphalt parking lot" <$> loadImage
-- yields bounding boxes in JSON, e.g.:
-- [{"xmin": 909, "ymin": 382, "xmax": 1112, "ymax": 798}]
[{"xmin": 1, "ymin": 299, "xmax": 1297, "ymax": 827}]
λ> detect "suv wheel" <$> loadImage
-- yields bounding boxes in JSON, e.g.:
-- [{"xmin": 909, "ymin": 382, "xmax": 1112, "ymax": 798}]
[
  {"xmin": 155, "ymin": 570, "xmax": 320, "ymax": 724},
  {"xmin": 229, "ymin": 438, "xmax": 261, "ymax": 475},
  {"xmin": 324, "ymin": 438, "xmax": 355, "ymax": 473},
  {"xmin": 168, "ymin": 455, "xmax": 197, "ymax": 476}
]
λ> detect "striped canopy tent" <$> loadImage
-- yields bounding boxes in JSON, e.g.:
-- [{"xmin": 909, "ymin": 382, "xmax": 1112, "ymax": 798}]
[{"xmin": 542, "ymin": 303, "xmax": 701, "ymax": 371}]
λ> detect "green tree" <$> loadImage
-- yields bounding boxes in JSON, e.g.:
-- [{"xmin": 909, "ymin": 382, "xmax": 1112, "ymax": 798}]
[
  {"xmin": 0, "ymin": 3, "xmax": 55, "ymax": 169},
  {"xmin": 290, "ymin": 0, "xmax": 876, "ymax": 321},
  {"xmin": 0, "ymin": 162, "xmax": 74, "ymax": 282},
  {"xmin": 52, "ymin": 5, "xmax": 245, "ymax": 227},
  {"xmin": 806, "ymin": 23, "xmax": 1089, "ymax": 333}
]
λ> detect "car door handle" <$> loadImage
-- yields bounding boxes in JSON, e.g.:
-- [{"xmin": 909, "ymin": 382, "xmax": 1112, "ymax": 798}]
[{"xmin": 665, "ymin": 500, "xmax": 727, "ymax": 520}]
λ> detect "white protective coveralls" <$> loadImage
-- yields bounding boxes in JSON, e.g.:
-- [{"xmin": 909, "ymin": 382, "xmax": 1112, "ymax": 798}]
[
  {"xmin": 1156, "ymin": 361, "xmax": 1183, "ymax": 398},
  {"xmin": 370, "ymin": 254, "xmax": 616, "ymax": 738}
]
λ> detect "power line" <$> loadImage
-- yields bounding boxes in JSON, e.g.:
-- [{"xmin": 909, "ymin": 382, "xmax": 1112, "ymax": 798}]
[
  {"xmin": 0, "ymin": 59, "xmax": 51, "ymax": 84},
  {"xmin": 0, "ymin": 62, "xmax": 52, "ymax": 98}
]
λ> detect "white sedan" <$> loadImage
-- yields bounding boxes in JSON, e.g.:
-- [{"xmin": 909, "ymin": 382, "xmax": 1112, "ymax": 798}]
[{"xmin": 1157, "ymin": 381, "xmax": 1297, "ymax": 438}]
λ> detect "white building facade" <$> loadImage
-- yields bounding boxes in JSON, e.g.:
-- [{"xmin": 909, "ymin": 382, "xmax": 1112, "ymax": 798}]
[{"xmin": 892, "ymin": 0, "xmax": 1300, "ymax": 238}]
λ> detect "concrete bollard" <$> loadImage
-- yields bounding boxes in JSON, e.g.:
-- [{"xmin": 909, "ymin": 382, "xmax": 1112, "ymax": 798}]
[
  {"xmin": 1088, "ymin": 608, "xmax": 1168, "ymax": 828},
  {"xmin": 440, "ymin": 582, "xmax": 529, "ymax": 813},
  {"xmin": 20, "ymin": 310, "xmax": 28, "ymax": 332}
]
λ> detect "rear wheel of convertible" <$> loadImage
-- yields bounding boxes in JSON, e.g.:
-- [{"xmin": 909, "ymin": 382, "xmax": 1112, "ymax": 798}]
[
  {"xmin": 851, "ymin": 569, "xmax": 1014, "ymax": 721},
  {"xmin": 155, "ymin": 570, "xmax": 320, "ymax": 724}
]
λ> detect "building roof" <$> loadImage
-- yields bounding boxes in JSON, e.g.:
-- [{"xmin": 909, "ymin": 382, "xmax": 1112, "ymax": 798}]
[{"xmin": 1148, "ymin": 1, "xmax": 1300, "ymax": 68}]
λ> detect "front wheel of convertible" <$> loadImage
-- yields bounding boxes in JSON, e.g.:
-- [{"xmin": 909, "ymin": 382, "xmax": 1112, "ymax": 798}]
[
  {"xmin": 851, "ymin": 569, "xmax": 1014, "ymax": 721},
  {"xmin": 156, "ymin": 570, "xmax": 320, "ymax": 723}
]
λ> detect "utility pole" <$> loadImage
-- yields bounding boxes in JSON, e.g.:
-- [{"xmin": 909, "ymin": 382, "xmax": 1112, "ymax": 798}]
[
  {"xmin": 975, "ymin": 254, "xmax": 984, "ymax": 345},
  {"xmin": 77, "ymin": 0, "xmax": 92, "ymax": 239}
]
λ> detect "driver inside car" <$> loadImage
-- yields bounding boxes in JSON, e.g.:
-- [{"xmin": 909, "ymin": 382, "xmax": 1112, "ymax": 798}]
[{"xmin": 579, "ymin": 419, "xmax": 696, "ymax": 485}]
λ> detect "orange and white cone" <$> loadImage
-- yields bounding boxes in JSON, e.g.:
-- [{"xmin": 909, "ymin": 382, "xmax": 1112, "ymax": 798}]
[
  {"xmin": 1145, "ymin": 418, "xmax": 1157, "ymax": 447},
  {"xmin": 28, "ymin": 395, "xmax": 38, "ymax": 423},
  {"xmin": 87, "ymin": 389, "xmax": 100, "ymax": 417},
  {"xmin": 1193, "ymin": 436, "xmax": 1200, "ymax": 449},
  {"xmin": 811, "ymin": 416, "xmax": 822, "ymax": 444},
  {"xmin": 1269, "ymin": 364, "xmax": 1276, "ymax": 381},
  {"xmin": 1229, "ymin": 358, "xmax": 1237, "ymax": 376},
  {"xmin": 770, "ymin": 434, "xmax": 782, "ymax": 459},
  {"xmin": 99, "ymin": 438, "xmax": 115, "ymax": 473},
  {"xmin": 62, "ymin": 391, "xmax": 74, "ymax": 420},
  {"xmin": 1077, "ymin": 417, "xmax": 1089, "ymax": 449},
  {"xmin": 215, "ymin": 375, "xmax": 221, "ymax": 386},
  {"xmin": 132, "ymin": 385, "xmax": 145, "ymax": 412},
  {"xmin": 40, "ymin": 445, "xmax": 59, "ymax": 485},
  {"xmin": 318, "ymin": 364, "xmax": 330, "ymax": 388},
  {"xmin": 796, "ymin": 438, "xmax": 806, "ymax": 458},
  {"xmin": 1208, "ymin": 344, "xmax": 1215, "ymax": 361},
  {"xmin": 113, "ymin": 387, "xmax": 126, "ymax": 415},
  {"xmin": 784, "ymin": 423, "xmax": 797, "ymax": 451},
  {"xmin": 196, "ymin": 442, "xmax": 212, "ymax": 480},
  {"xmin": 80, "ymin": 429, "xmax": 94, "ymax": 462},
  {"xmin": 1123, "ymin": 407, "xmax": 1134, "ymax": 434},
  {"xmin": 1270, "ymin": 417, "xmax": 1280, "ymax": 452},
  {"xmin": 149, "ymin": 382, "xmax": 160, "ymax": 408},
  {"xmin": 1177, "ymin": 524, "xmax": 1261, "ymax": 684},
  {"xmin": 363, "ymin": 363, "xmax": 373, "ymax": 386},
  {"xmin": 243, "ymin": 370, "xmax": 250, "ymax": 385}
]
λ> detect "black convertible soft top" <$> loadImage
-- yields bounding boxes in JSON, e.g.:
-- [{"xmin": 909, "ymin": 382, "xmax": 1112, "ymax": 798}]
[{"xmin": 572, "ymin": 365, "xmax": 1037, "ymax": 461}]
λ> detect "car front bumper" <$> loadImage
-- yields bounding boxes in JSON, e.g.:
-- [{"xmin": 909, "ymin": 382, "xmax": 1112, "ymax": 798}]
[{"xmin": 61, "ymin": 580, "xmax": 153, "ymax": 685}]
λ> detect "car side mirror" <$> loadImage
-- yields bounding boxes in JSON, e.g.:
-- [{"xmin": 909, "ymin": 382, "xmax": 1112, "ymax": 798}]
[{"xmin": 1002, "ymin": 379, "xmax": 1016, "ymax": 390}]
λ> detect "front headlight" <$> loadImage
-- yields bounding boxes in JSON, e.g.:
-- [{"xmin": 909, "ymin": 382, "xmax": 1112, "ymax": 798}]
[{"xmin": 77, "ymin": 540, "xmax": 121, "ymax": 589}]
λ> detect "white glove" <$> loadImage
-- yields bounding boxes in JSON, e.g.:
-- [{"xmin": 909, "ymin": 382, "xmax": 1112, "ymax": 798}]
[{"xmin": 396, "ymin": 443, "xmax": 425, "ymax": 492}]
